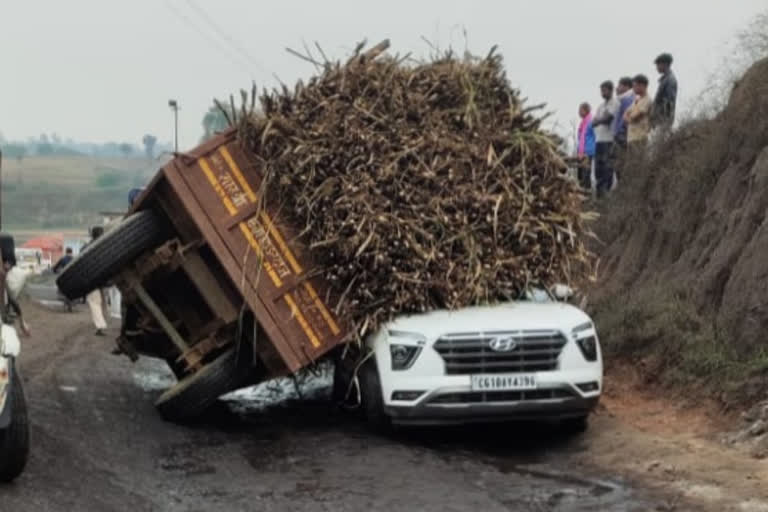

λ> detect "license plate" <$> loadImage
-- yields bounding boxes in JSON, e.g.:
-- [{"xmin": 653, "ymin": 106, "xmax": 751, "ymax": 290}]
[{"xmin": 471, "ymin": 374, "xmax": 537, "ymax": 391}]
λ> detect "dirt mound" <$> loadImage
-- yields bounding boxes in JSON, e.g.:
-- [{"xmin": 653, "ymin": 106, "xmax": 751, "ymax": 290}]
[
  {"xmin": 237, "ymin": 42, "xmax": 593, "ymax": 336},
  {"xmin": 593, "ymin": 57, "xmax": 768, "ymax": 398}
]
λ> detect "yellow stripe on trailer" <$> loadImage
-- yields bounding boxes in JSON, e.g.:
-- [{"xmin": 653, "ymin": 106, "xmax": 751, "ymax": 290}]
[
  {"xmin": 284, "ymin": 293, "xmax": 321, "ymax": 348},
  {"xmin": 199, "ymin": 158, "xmax": 237, "ymax": 215}
]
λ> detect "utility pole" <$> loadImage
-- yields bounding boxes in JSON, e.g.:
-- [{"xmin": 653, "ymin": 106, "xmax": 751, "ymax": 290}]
[{"xmin": 168, "ymin": 99, "xmax": 179, "ymax": 153}]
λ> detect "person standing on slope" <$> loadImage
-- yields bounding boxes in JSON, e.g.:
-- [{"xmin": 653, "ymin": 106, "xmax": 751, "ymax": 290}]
[
  {"xmin": 624, "ymin": 75, "xmax": 653, "ymax": 148},
  {"xmin": 652, "ymin": 53, "xmax": 678, "ymax": 131},
  {"xmin": 577, "ymin": 102, "xmax": 596, "ymax": 191},
  {"xmin": 613, "ymin": 77, "xmax": 635, "ymax": 150},
  {"xmin": 592, "ymin": 81, "xmax": 620, "ymax": 197}
]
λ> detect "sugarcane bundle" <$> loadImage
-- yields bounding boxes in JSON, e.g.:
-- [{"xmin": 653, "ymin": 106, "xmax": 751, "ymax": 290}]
[{"xmin": 237, "ymin": 40, "xmax": 595, "ymax": 337}]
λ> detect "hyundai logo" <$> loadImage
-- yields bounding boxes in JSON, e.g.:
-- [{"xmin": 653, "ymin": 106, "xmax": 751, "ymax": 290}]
[{"xmin": 489, "ymin": 336, "xmax": 519, "ymax": 352}]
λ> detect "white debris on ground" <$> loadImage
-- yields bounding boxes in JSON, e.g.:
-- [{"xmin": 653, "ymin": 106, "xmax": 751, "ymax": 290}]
[
  {"xmin": 221, "ymin": 360, "xmax": 334, "ymax": 414},
  {"xmin": 131, "ymin": 356, "xmax": 335, "ymax": 414},
  {"xmin": 131, "ymin": 358, "xmax": 176, "ymax": 392}
]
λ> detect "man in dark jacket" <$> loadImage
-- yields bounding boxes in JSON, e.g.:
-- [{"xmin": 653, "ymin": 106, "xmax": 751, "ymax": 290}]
[
  {"xmin": 53, "ymin": 248, "xmax": 74, "ymax": 274},
  {"xmin": 653, "ymin": 53, "xmax": 678, "ymax": 129}
]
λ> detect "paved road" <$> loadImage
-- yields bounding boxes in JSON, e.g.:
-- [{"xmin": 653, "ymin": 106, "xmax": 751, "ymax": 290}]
[{"xmin": 0, "ymin": 303, "xmax": 664, "ymax": 511}]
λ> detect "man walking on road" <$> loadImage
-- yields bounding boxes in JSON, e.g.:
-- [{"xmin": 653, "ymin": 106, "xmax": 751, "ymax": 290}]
[
  {"xmin": 84, "ymin": 227, "xmax": 108, "ymax": 336},
  {"xmin": 624, "ymin": 75, "xmax": 653, "ymax": 147},
  {"xmin": 652, "ymin": 53, "xmax": 678, "ymax": 130},
  {"xmin": 53, "ymin": 247, "xmax": 76, "ymax": 312},
  {"xmin": 592, "ymin": 81, "xmax": 619, "ymax": 197}
]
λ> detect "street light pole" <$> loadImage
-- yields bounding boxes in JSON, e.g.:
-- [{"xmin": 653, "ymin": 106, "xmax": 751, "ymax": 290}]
[{"xmin": 168, "ymin": 99, "xmax": 179, "ymax": 153}]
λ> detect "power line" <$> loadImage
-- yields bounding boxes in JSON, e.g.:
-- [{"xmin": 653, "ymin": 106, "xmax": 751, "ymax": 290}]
[
  {"xmin": 163, "ymin": 0, "xmax": 253, "ymax": 72},
  {"xmin": 184, "ymin": 0, "xmax": 269, "ymax": 75}
]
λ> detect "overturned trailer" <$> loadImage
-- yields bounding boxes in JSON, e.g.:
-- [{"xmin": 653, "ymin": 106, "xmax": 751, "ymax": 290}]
[{"xmin": 57, "ymin": 130, "xmax": 349, "ymax": 421}]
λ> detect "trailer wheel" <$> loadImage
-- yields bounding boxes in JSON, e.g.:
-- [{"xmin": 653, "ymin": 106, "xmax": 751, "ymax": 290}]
[
  {"xmin": 56, "ymin": 210, "xmax": 167, "ymax": 299},
  {"xmin": 155, "ymin": 348, "xmax": 249, "ymax": 422},
  {"xmin": 0, "ymin": 368, "xmax": 30, "ymax": 482}
]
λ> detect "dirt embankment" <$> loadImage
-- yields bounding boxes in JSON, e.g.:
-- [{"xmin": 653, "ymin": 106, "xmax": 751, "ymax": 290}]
[{"xmin": 592, "ymin": 57, "xmax": 768, "ymax": 404}]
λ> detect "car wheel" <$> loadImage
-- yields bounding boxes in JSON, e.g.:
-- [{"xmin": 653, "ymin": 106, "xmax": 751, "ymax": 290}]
[
  {"xmin": 56, "ymin": 210, "xmax": 168, "ymax": 299},
  {"xmin": 560, "ymin": 415, "xmax": 589, "ymax": 435},
  {"xmin": 360, "ymin": 359, "xmax": 391, "ymax": 432},
  {"xmin": 332, "ymin": 347, "xmax": 361, "ymax": 407},
  {"xmin": 0, "ymin": 368, "xmax": 29, "ymax": 482},
  {"xmin": 332, "ymin": 358, "xmax": 349, "ymax": 404},
  {"xmin": 155, "ymin": 347, "xmax": 250, "ymax": 422}
]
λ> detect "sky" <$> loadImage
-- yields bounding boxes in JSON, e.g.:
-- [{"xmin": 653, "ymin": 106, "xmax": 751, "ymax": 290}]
[{"xmin": 2, "ymin": 0, "xmax": 766, "ymax": 149}]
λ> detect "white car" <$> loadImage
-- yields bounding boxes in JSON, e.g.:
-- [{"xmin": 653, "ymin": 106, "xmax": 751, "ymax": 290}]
[
  {"xmin": 0, "ymin": 323, "xmax": 28, "ymax": 482},
  {"xmin": 336, "ymin": 297, "xmax": 602, "ymax": 431}
]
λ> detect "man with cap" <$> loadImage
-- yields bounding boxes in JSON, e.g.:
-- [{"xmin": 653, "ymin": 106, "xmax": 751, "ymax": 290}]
[{"xmin": 653, "ymin": 53, "xmax": 678, "ymax": 129}]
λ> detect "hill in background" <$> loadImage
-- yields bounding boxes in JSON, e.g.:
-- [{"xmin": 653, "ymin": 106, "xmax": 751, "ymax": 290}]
[{"xmin": 1, "ymin": 155, "xmax": 158, "ymax": 230}]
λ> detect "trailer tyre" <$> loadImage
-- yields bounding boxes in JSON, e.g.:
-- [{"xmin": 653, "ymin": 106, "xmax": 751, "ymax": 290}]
[
  {"xmin": 56, "ymin": 210, "xmax": 167, "ymax": 299},
  {"xmin": 155, "ymin": 348, "xmax": 249, "ymax": 422},
  {"xmin": 0, "ymin": 368, "xmax": 30, "ymax": 482}
]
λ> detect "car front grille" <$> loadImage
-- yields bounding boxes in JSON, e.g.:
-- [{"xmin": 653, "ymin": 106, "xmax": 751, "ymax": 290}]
[
  {"xmin": 428, "ymin": 388, "xmax": 576, "ymax": 404},
  {"xmin": 433, "ymin": 330, "xmax": 567, "ymax": 375}
]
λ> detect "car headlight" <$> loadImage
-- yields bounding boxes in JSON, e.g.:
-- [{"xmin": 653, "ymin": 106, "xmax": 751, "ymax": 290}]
[
  {"xmin": 575, "ymin": 336, "xmax": 598, "ymax": 362},
  {"xmin": 388, "ymin": 330, "xmax": 425, "ymax": 371},
  {"xmin": 571, "ymin": 322, "xmax": 598, "ymax": 362}
]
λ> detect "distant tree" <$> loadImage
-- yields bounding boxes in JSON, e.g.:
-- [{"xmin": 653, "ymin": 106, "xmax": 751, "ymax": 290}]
[
  {"xmin": 3, "ymin": 144, "xmax": 27, "ymax": 163},
  {"xmin": 119, "ymin": 143, "xmax": 134, "ymax": 157},
  {"xmin": 201, "ymin": 101, "xmax": 234, "ymax": 142},
  {"xmin": 37, "ymin": 143, "xmax": 54, "ymax": 156},
  {"xmin": 51, "ymin": 133, "xmax": 61, "ymax": 145},
  {"xmin": 142, "ymin": 134, "xmax": 157, "ymax": 160},
  {"xmin": 39, "ymin": 133, "xmax": 49, "ymax": 145}
]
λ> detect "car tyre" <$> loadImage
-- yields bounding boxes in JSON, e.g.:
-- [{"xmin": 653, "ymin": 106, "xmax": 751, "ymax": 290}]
[
  {"xmin": 56, "ymin": 210, "xmax": 168, "ymax": 299},
  {"xmin": 560, "ymin": 415, "xmax": 589, "ymax": 435},
  {"xmin": 0, "ymin": 368, "xmax": 29, "ymax": 482},
  {"xmin": 360, "ymin": 359, "xmax": 391, "ymax": 432},
  {"xmin": 155, "ymin": 347, "xmax": 250, "ymax": 422}
]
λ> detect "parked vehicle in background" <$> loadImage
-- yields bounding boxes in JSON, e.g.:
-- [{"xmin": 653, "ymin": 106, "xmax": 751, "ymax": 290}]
[
  {"xmin": 0, "ymin": 323, "xmax": 28, "ymax": 482},
  {"xmin": 0, "ymin": 233, "xmax": 29, "ymax": 482}
]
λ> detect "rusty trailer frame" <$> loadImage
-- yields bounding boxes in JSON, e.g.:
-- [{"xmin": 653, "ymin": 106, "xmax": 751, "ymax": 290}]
[{"xmin": 120, "ymin": 129, "xmax": 347, "ymax": 379}]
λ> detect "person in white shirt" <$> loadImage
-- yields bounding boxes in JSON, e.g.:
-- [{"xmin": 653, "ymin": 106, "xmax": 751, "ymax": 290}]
[
  {"xmin": 4, "ymin": 260, "xmax": 31, "ymax": 336},
  {"xmin": 84, "ymin": 227, "xmax": 108, "ymax": 336},
  {"xmin": 591, "ymin": 80, "xmax": 620, "ymax": 197}
]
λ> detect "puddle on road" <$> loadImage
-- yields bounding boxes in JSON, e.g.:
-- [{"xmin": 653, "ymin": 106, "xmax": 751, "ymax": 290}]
[{"xmin": 482, "ymin": 462, "xmax": 643, "ymax": 511}]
